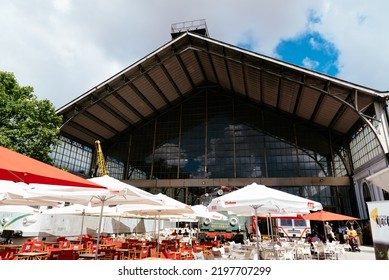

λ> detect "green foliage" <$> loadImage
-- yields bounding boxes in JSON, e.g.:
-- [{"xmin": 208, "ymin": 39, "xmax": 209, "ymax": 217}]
[{"xmin": 0, "ymin": 71, "xmax": 62, "ymax": 164}]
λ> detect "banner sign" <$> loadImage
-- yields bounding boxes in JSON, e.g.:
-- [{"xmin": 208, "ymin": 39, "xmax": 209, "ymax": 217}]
[{"xmin": 367, "ymin": 201, "xmax": 389, "ymax": 260}]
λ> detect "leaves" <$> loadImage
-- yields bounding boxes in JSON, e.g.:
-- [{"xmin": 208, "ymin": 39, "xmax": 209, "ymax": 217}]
[{"xmin": 0, "ymin": 71, "xmax": 62, "ymax": 164}]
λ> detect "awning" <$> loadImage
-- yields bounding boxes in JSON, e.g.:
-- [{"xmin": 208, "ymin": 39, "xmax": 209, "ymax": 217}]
[{"xmin": 366, "ymin": 167, "xmax": 389, "ymax": 193}]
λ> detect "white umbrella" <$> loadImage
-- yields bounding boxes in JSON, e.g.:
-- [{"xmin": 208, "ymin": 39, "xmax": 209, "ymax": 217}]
[
  {"xmin": 117, "ymin": 193, "xmax": 194, "ymax": 216},
  {"xmin": 207, "ymin": 182, "xmax": 323, "ymax": 259},
  {"xmin": 24, "ymin": 175, "xmax": 163, "ymax": 258},
  {"xmin": 0, "ymin": 180, "xmax": 64, "ymax": 206},
  {"xmin": 207, "ymin": 183, "xmax": 322, "ymax": 215},
  {"xmin": 189, "ymin": 204, "xmax": 228, "ymax": 221}
]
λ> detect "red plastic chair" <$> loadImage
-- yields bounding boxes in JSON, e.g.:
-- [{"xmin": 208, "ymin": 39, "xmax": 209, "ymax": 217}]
[
  {"xmin": 150, "ymin": 247, "xmax": 158, "ymax": 258},
  {"xmin": 70, "ymin": 243, "xmax": 84, "ymax": 251},
  {"xmin": 32, "ymin": 241, "xmax": 45, "ymax": 252},
  {"xmin": 193, "ymin": 244, "xmax": 205, "ymax": 252},
  {"xmin": 0, "ymin": 248, "xmax": 17, "ymax": 260},
  {"xmin": 111, "ymin": 251, "xmax": 121, "ymax": 260},
  {"xmin": 138, "ymin": 248, "xmax": 149, "ymax": 259},
  {"xmin": 59, "ymin": 240, "xmax": 70, "ymax": 249},
  {"xmin": 164, "ymin": 251, "xmax": 180, "ymax": 260},
  {"xmin": 58, "ymin": 250, "xmax": 79, "ymax": 260},
  {"xmin": 47, "ymin": 250, "xmax": 61, "ymax": 260},
  {"xmin": 20, "ymin": 242, "xmax": 34, "ymax": 253}
]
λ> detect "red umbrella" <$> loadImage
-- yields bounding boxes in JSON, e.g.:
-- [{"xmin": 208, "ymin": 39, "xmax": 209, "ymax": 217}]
[
  {"xmin": 302, "ymin": 210, "xmax": 359, "ymax": 221},
  {"xmin": 0, "ymin": 146, "xmax": 104, "ymax": 189},
  {"xmin": 302, "ymin": 210, "xmax": 359, "ymax": 242}
]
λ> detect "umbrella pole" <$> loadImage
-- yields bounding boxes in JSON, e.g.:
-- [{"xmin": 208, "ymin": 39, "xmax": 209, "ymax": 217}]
[
  {"xmin": 95, "ymin": 200, "xmax": 105, "ymax": 260},
  {"xmin": 79, "ymin": 209, "xmax": 85, "ymax": 244},
  {"xmin": 156, "ymin": 210, "xmax": 161, "ymax": 257},
  {"xmin": 253, "ymin": 206, "xmax": 261, "ymax": 260}
]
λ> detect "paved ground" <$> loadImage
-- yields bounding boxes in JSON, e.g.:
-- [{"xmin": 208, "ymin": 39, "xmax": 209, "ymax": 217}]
[{"xmin": 338, "ymin": 245, "xmax": 375, "ymax": 260}]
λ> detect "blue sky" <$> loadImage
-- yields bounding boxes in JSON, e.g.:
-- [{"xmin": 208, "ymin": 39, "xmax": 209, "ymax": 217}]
[
  {"xmin": 237, "ymin": 9, "xmax": 340, "ymax": 77},
  {"xmin": 237, "ymin": 31, "xmax": 340, "ymax": 77},
  {"xmin": 275, "ymin": 32, "xmax": 339, "ymax": 76}
]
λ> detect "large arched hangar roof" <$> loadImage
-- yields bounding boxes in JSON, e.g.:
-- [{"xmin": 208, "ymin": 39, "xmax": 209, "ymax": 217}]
[{"xmin": 57, "ymin": 32, "xmax": 389, "ymax": 147}]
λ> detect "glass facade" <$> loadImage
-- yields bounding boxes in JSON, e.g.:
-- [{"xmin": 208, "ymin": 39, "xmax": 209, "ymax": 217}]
[
  {"xmin": 349, "ymin": 122, "xmax": 382, "ymax": 170},
  {"xmin": 51, "ymin": 89, "xmax": 382, "ymax": 213},
  {"xmin": 127, "ymin": 91, "xmax": 336, "ymax": 181},
  {"xmin": 50, "ymin": 136, "xmax": 93, "ymax": 177}
]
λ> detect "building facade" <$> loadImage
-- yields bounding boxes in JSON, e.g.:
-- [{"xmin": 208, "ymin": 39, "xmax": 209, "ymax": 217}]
[{"xmin": 53, "ymin": 22, "xmax": 389, "ymax": 220}]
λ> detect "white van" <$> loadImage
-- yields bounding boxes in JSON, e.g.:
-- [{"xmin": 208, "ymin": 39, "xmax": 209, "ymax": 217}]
[{"xmin": 276, "ymin": 218, "xmax": 311, "ymax": 240}]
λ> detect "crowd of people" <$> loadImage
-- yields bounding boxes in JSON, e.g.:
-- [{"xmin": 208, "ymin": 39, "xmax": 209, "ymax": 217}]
[
  {"xmin": 306, "ymin": 222, "xmax": 359, "ymax": 246},
  {"xmin": 171, "ymin": 229, "xmax": 190, "ymax": 237}
]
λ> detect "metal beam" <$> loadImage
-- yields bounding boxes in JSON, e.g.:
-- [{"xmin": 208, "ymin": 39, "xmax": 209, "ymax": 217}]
[{"xmin": 124, "ymin": 176, "xmax": 351, "ymax": 189}]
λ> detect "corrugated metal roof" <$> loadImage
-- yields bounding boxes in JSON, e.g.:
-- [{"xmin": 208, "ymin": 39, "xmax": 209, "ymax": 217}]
[{"xmin": 57, "ymin": 32, "xmax": 388, "ymax": 147}]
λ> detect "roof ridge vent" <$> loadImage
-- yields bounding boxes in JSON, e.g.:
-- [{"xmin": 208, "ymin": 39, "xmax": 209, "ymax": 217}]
[{"xmin": 171, "ymin": 19, "xmax": 209, "ymax": 39}]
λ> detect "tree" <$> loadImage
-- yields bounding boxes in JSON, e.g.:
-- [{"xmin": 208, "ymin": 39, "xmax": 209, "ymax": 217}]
[{"xmin": 0, "ymin": 71, "xmax": 62, "ymax": 164}]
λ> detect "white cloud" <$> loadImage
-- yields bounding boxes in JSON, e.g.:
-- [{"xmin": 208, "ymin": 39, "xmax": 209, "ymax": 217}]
[
  {"xmin": 302, "ymin": 57, "xmax": 320, "ymax": 70},
  {"xmin": 308, "ymin": 0, "xmax": 389, "ymax": 90},
  {"xmin": 1, "ymin": 0, "xmax": 389, "ymax": 109}
]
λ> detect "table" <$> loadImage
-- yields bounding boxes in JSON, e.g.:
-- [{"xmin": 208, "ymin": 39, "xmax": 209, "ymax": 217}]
[
  {"xmin": 100, "ymin": 244, "xmax": 116, "ymax": 248},
  {"xmin": 116, "ymin": 248, "xmax": 130, "ymax": 260},
  {"xmin": 15, "ymin": 251, "xmax": 48, "ymax": 260}
]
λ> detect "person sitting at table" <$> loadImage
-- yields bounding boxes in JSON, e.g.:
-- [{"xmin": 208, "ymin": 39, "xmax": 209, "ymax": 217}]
[
  {"xmin": 347, "ymin": 225, "xmax": 358, "ymax": 243},
  {"xmin": 171, "ymin": 229, "xmax": 177, "ymax": 236},
  {"xmin": 183, "ymin": 229, "xmax": 189, "ymax": 237},
  {"xmin": 306, "ymin": 233, "xmax": 313, "ymax": 243},
  {"xmin": 328, "ymin": 229, "xmax": 337, "ymax": 242},
  {"xmin": 311, "ymin": 233, "xmax": 321, "ymax": 242},
  {"xmin": 177, "ymin": 229, "xmax": 183, "ymax": 235}
]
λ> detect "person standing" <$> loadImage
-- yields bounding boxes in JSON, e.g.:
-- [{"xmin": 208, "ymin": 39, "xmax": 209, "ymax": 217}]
[
  {"xmin": 324, "ymin": 222, "xmax": 333, "ymax": 241},
  {"xmin": 337, "ymin": 224, "xmax": 348, "ymax": 244}
]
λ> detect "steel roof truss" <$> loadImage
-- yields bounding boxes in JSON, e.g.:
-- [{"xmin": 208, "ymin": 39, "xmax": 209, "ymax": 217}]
[
  {"xmin": 172, "ymin": 45, "xmax": 196, "ymax": 89},
  {"xmin": 127, "ymin": 80, "xmax": 158, "ymax": 114},
  {"xmin": 222, "ymin": 46, "xmax": 234, "ymax": 92},
  {"xmin": 155, "ymin": 53, "xmax": 184, "ymax": 98},
  {"xmin": 67, "ymin": 121, "xmax": 106, "ymax": 143},
  {"xmin": 138, "ymin": 64, "xmax": 171, "ymax": 106}
]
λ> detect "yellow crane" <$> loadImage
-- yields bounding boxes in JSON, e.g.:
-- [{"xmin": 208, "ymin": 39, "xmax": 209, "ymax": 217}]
[{"xmin": 93, "ymin": 140, "xmax": 109, "ymax": 177}]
